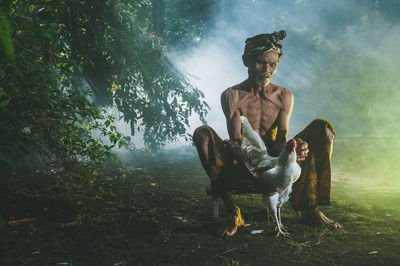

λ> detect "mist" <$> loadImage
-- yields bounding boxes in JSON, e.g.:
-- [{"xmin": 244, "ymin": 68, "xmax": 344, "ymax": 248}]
[{"xmin": 169, "ymin": 0, "xmax": 400, "ymax": 209}]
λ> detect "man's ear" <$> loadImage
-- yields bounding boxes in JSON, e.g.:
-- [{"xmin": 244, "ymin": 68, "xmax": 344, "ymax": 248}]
[{"xmin": 242, "ymin": 55, "xmax": 248, "ymax": 67}]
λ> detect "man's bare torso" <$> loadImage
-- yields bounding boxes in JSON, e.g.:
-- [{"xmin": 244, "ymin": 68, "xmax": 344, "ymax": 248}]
[{"xmin": 221, "ymin": 80, "xmax": 293, "ymax": 149}]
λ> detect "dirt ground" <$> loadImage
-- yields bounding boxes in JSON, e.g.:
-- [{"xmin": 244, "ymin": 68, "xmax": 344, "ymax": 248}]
[{"xmin": 1, "ymin": 147, "xmax": 400, "ymax": 265}]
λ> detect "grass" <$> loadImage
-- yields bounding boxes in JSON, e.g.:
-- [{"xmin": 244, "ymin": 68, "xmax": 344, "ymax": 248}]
[{"xmin": 1, "ymin": 140, "xmax": 400, "ymax": 265}]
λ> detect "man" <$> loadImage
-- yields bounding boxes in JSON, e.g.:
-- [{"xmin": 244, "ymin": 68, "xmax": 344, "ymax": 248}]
[{"xmin": 193, "ymin": 31, "xmax": 341, "ymax": 236}]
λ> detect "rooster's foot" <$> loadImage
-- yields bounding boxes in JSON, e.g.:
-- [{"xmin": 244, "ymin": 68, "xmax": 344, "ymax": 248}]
[
  {"xmin": 275, "ymin": 230, "xmax": 291, "ymax": 238},
  {"xmin": 274, "ymin": 225, "xmax": 288, "ymax": 233}
]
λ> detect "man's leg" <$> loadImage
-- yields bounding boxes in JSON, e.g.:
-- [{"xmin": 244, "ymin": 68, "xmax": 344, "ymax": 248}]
[
  {"xmin": 193, "ymin": 126, "xmax": 212, "ymax": 176},
  {"xmin": 193, "ymin": 126, "xmax": 247, "ymax": 236},
  {"xmin": 302, "ymin": 126, "xmax": 341, "ymax": 229},
  {"xmin": 219, "ymin": 191, "xmax": 248, "ymax": 236},
  {"xmin": 193, "ymin": 125, "xmax": 225, "ymax": 181},
  {"xmin": 291, "ymin": 119, "xmax": 341, "ymax": 230}
]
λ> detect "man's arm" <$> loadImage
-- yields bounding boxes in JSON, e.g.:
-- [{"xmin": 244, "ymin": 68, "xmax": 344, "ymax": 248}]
[
  {"xmin": 221, "ymin": 89, "xmax": 241, "ymax": 142},
  {"xmin": 220, "ymin": 89, "xmax": 250, "ymax": 168},
  {"xmin": 268, "ymin": 88, "xmax": 309, "ymax": 161},
  {"xmin": 268, "ymin": 89, "xmax": 294, "ymax": 157}
]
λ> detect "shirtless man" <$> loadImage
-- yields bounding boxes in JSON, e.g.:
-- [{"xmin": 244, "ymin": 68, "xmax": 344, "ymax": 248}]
[{"xmin": 193, "ymin": 31, "xmax": 341, "ymax": 236}]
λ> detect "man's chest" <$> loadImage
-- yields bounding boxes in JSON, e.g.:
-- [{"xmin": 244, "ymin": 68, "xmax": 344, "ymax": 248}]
[
  {"xmin": 238, "ymin": 95, "xmax": 282, "ymax": 129},
  {"xmin": 239, "ymin": 95, "xmax": 281, "ymax": 117}
]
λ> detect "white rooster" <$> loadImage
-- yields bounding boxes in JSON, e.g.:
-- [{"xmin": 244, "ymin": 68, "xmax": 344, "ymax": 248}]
[{"xmin": 240, "ymin": 116, "xmax": 301, "ymax": 237}]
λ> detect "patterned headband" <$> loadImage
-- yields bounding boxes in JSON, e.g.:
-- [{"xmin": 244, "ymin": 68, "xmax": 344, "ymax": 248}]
[{"xmin": 243, "ymin": 30, "xmax": 286, "ymax": 66}]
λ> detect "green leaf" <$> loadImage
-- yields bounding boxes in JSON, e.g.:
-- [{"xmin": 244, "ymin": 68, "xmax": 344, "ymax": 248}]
[
  {"xmin": 0, "ymin": 9, "xmax": 14, "ymax": 62},
  {"xmin": 0, "ymin": 97, "xmax": 10, "ymax": 108},
  {"xmin": 48, "ymin": 99, "xmax": 58, "ymax": 107},
  {"xmin": 112, "ymin": 154, "xmax": 119, "ymax": 163},
  {"xmin": 110, "ymin": 134, "xmax": 115, "ymax": 143}
]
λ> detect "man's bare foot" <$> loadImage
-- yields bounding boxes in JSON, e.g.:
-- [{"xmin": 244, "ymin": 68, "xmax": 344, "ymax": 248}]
[
  {"xmin": 222, "ymin": 215, "xmax": 250, "ymax": 236},
  {"xmin": 221, "ymin": 206, "xmax": 250, "ymax": 236},
  {"xmin": 302, "ymin": 208, "xmax": 342, "ymax": 230}
]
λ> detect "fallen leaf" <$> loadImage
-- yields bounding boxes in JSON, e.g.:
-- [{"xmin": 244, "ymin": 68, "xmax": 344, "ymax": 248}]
[
  {"xmin": 250, "ymin": 230, "xmax": 264, "ymax": 235},
  {"xmin": 60, "ymin": 221, "xmax": 78, "ymax": 228},
  {"xmin": 8, "ymin": 218, "xmax": 36, "ymax": 225}
]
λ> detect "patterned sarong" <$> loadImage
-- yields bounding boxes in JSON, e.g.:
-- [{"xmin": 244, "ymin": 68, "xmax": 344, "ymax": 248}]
[{"xmin": 193, "ymin": 119, "xmax": 335, "ymax": 211}]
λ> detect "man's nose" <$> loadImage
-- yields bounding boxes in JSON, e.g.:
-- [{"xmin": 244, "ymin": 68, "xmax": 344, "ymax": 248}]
[
  {"xmin": 262, "ymin": 63, "xmax": 270, "ymax": 73},
  {"xmin": 262, "ymin": 64, "xmax": 270, "ymax": 73}
]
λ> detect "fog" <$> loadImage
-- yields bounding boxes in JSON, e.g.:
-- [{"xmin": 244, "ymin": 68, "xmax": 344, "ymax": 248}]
[
  {"xmin": 170, "ymin": 0, "xmax": 400, "ymax": 140},
  {"xmin": 166, "ymin": 0, "xmax": 400, "ymax": 207}
]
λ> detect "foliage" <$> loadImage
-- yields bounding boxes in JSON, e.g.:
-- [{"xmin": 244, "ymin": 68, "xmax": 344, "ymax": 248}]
[
  {"xmin": 164, "ymin": 0, "xmax": 218, "ymax": 48},
  {"xmin": 0, "ymin": 0, "xmax": 215, "ymax": 170},
  {"xmin": 42, "ymin": 0, "xmax": 212, "ymax": 149},
  {"xmin": 0, "ymin": 1, "xmax": 129, "ymax": 170},
  {"xmin": 0, "ymin": 8, "xmax": 14, "ymax": 63}
]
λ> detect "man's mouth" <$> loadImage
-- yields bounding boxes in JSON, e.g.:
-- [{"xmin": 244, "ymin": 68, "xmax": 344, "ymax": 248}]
[
  {"xmin": 257, "ymin": 73, "xmax": 271, "ymax": 79},
  {"xmin": 255, "ymin": 73, "xmax": 271, "ymax": 85}
]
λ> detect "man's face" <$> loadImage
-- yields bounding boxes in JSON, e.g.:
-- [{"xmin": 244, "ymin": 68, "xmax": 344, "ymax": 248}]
[{"xmin": 248, "ymin": 51, "xmax": 279, "ymax": 87}]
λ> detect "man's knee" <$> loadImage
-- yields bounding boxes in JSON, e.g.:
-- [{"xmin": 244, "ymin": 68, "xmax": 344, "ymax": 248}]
[
  {"xmin": 193, "ymin": 126, "xmax": 211, "ymax": 150},
  {"xmin": 325, "ymin": 127, "xmax": 334, "ymax": 143},
  {"xmin": 310, "ymin": 119, "xmax": 335, "ymax": 144}
]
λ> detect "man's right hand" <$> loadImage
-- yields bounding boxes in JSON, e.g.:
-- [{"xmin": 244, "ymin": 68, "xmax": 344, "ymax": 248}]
[{"xmin": 295, "ymin": 137, "xmax": 309, "ymax": 161}]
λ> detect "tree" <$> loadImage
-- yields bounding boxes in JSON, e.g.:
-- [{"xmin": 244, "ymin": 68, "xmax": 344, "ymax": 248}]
[
  {"xmin": 0, "ymin": 0, "xmax": 214, "ymax": 171},
  {"xmin": 66, "ymin": 0, "xmax": 213, "ymax": 149}
]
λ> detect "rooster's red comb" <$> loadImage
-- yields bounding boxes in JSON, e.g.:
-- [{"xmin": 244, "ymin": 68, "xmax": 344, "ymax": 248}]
[{"xmin": 286, "ymin": 139, "xmax": 297, "ymax": 152}]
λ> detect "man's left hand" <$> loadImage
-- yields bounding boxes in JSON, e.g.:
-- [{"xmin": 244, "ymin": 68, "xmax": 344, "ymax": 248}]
[{"xmin": 295, "ymin": 138, "xmax": 309, "ymax": 162}]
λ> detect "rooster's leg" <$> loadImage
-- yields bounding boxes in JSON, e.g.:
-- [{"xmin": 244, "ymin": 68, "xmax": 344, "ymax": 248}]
[
  {"xmin": 278, "ymin": 207, "xmax": 282, "ymax": 226},
  {"xmin": 272, "ymin": 207, "xmax": 280, "ymax": 231},
  {"xmin": 272, "ymin": 207, "xmax": 290, "ymax": 238},
  {"xmin": 272, "ymin": 207, "xmax": 285, "ymax": 237},
  {"xmin": 277, "ymin": 207, "xmax": 288, "ymax": 233}
]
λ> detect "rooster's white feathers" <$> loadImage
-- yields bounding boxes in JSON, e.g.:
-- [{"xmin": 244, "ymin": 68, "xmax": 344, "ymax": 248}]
[{"xmin": 240, "ymin": 116, "xmax": 301, "ymax": 237}]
